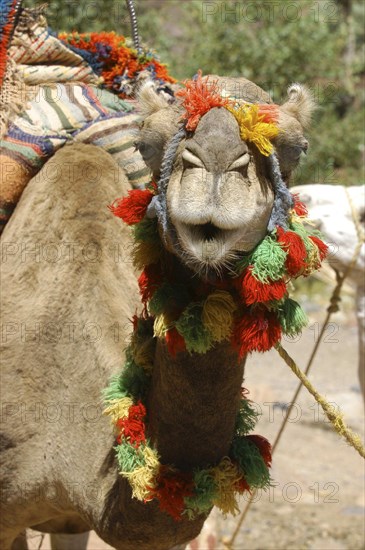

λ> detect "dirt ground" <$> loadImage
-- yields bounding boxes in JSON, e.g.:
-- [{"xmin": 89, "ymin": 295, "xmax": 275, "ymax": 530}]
[{"xmin": 27, "ymin": 281, "xmax": 364, "ymax": 550}]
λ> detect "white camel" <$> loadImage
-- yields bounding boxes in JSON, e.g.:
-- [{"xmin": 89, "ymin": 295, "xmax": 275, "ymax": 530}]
[{"xmin": 291, "ymin": 183, "xmax": 365, "ymax": 401}]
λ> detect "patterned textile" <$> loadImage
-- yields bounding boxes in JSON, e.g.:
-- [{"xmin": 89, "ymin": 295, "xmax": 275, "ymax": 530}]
[
  {"xmin": 74, "ymin": 111, "xmax": 151, "ymax": 189},
  {"xmin": 8, "ymin": 5, "xmax": 99, "ymax": 85},
  {"xmin": 0, "ymin": 83, "xmax": 151, "ymax": 232},
  {"xmin": 1, "ymin": 82, "xmax": 134, "ymax": 172},
  {"xmin": 59, "ymin": 31, "xmax": 175, "ymax": 98},
  {"xmin": 0, "ymin": 0, "xmax": 25, "ymax": 137},
  {"xmin": 0, "ymin": 0, "xmax": 21, "ymax": 87},
  {"xmin": 0, "ymin": 3, "xmax": 169, "ymax": 234}
]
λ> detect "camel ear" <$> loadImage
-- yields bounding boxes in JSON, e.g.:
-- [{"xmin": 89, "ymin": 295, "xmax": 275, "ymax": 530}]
[
  {"xmin": 138, "ymin": 81, "xmax": 172, "ymax": 118},
  {"xmin": 280, "ymin": 83, "xmax": 316, "ymax": 129}
]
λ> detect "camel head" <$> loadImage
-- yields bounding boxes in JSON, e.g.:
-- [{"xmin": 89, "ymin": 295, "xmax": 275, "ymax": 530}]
[{"xmin": 136, "ymin": 74, "xmax": 315, "ymax": 276}]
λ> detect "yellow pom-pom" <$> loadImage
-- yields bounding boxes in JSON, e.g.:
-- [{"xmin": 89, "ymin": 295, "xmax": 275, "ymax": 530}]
[
  {"xmin": 226, "ymin": 103, "xmax": 280, "ymax": 156},
  {"xmin": 125, "ymin": 447, "xmax": 160, "ymax": 501},
  {"xmin": 211, "ymin": 458, "xmax": 241, "ymax": 516},
  {"xmin": 103, "ymin": 397, "xmax": 133, "ymax": 424},
  {"xmin": 153, "ymin": 314, "xmax": 168, "ymax": 338},
  {"xmin": 202, "ymin": 290, "xmax": 237, "ymax": 343},
  {"xmin": 131, "ymin": 335, "xmax": 155, "ymax": 371}
]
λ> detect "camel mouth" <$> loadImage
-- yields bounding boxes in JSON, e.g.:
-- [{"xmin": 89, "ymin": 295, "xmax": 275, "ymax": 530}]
[
  {"xmin": 195, "ymin": 222, "xmax": 223, "ymax": 242},
  {"xmin": 173, "ymin": 220, "xmax": 243, "ymax": 273}
]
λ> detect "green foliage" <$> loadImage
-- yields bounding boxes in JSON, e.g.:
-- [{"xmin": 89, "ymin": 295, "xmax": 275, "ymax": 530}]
[{"xmin": 26, "ymin": 0, "xmax": 364, "ymax": 185}]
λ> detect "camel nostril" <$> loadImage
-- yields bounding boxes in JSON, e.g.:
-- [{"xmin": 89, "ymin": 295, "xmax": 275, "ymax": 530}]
[{"xmin": 302, "ymin": 140, "xmax": 309, "ymax": 154}]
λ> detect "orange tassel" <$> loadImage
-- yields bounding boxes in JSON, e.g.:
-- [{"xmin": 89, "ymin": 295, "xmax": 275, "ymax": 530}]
[
  {"xmin": 165, "ymin": 328, "xmax": 186, "ymax": 357},
  {"xmin": 116, "ymin": 402, "xmax": 146, "ymax": 448},
  {"xmin": 291, "ymin": 193, "xmax": 308, "ymax": 217},
  {"xmin": 257, "ymin": 104, "xmax": 280, "ymax": 124},
  {"xmin": 150, "ymin": 466, "xmax": 194, "ymax": 521},
  {"xmin": 246, "ymin": 434, "xmax": 272, "ymax": 467},
  {"xmin": 235, "ymin": 475, "xmax": 251, "ymax": 494},
  {"xmin": 232, "ymin": 309, "xmax": 282, "ymax": 359},
  {"xmin": 138, "ymin": 264, "xmax": 163, "ymax": 305},
  {"xmin": 276, "ymin": 227, "xmax": 307, "ymax": 276},
  {"xmin": 108, "ymin": 189, "xmax": 154, "ymax": 225},
  {"xmin": 309, "ymin": 235, "xmax": 328, "ymax": 262},
  {"xmin": 176, "ymin": 70, "xmax": 230, "ymax": 131},
  {"xmin": 237, "ymin": 268, "xmax": 287, "ymax": 305}
]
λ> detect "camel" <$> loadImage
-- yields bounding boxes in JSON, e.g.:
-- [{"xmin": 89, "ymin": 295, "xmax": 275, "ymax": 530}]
[
  {"xmin": 0, "ymin": 76, "xmax": 315, "ymax": 550},
  {"xmin": 291, "ymin": 184, "xmax": 365, "ymax": 402}
]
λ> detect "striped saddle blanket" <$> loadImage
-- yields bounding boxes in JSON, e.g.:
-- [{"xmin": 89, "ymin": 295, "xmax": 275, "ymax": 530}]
[
  {"xmin": 0, "ymin": 82, "xmax": 151, "ymax": 232},
  {"xmin": 0, "ymin": 3, "xmax": 175, "ymax": 233}
]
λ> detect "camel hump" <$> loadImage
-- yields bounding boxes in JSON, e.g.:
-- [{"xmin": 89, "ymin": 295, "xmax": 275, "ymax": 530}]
[
  {"xmin": 1, "ymin": 143, "xmax": 131, "ymax": 243},
  {"xmin": 40, "ymin": 143, "xmax": 130, "ymax": 215}
]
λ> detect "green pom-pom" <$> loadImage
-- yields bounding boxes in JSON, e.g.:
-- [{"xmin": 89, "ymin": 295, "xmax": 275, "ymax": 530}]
[
  {"xmin": 102, "ymin": 373, "xmax": 129, "ymax": 404},
  {"xmin": 184, "ymin": 470, "xmax": 217, "ymax": 518},
  {"xmin": 235, "ymin": 398, "xmax": 260, "ymax": 436},
  {"xmin": 133, "ymin": 218, "xmax": 159, "ymax": 243},
  {"xmin": 231, "ymin": 437, "xmax": 270, "ymax": 489},
  {"xmin": 115, "ymin": 441, "xmax": 145, "ymax": 472},
  {"xmin": 278, "ymin": 298, "xmax": 308, "ymax": 337},
  {"xmin": 175, "ymin": 304, "xmax": 213, "ymax": 354},
  {"xmin": 148, "ymin": 283, "xmax": 190, "ymax": 316},
  {"xmin": 250, "ymin": 237, "xmax": 287, "ymax": 283},
  {"xmin": 119, "ymin": 349, "xmax": 150, "ymax": 399}
]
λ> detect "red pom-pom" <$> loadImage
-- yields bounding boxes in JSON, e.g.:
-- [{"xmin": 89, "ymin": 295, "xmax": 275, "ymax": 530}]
[
  {"xmin": 108, "ymin": 189, "xmax": 154, "ymax": 225},
  {"xmin": 309, "ymin": 235, "xmax": 328, "ymax": 262},
  {"xmin": 291, "ymin": 193, "xmax": 308, "ymax": 217},
  {"xmin": 276, "ymin": 227, "xmax": 307, "ymax": 276},
  {"xmin": 246, "ymin": 434, "xmax": 272, "ymax": 467},
  {"xmin": 165, "ymin": 328, "xmax": 186, "ymax": 357},
  {"xmin": 232, "ymin": 308, "xmax": 282, "ymax": 359},
  {"xmin": 116, "ymin": 402, "xmax": 146, "ymax": 448},
  {"xmin": 257, "ymin": 104, "xmax": 280, "ymax": 124},
  {"xmin": 176, "ymin": 70, "xmax": 229, "ymax": 131},
  {"xmin": 235, "ymin": 475, "xmax": 251, "ymax": 494},
  {"xmin": 237, "ymin": 267, "xmax": 287, "ymax": 305},
  {"xmin": 150, "ymin": 466, "xmax": 194, "ymax": 521},
  {"xmin": 138, "ymin": 264, "xmax": 163, "ymax": 305}
]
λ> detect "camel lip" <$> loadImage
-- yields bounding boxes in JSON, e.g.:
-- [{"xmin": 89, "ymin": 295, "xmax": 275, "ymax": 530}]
[
  {"xmin": 178, "ymin": 221, "xmax": 239, "ymax": 248},
  {"xmin": 173, "ymin": 220, "xmax": 242, "ymax": 267},
  {"xmin": 173, "ymin": 220, "xmax": 266, "ymax": 271}
]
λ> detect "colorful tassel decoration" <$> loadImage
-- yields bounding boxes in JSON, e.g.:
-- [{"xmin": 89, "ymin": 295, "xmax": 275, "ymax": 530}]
[
  {"xmin": 278, "ymin": 298, "xmax": 308, "ymax": 337},
  {"xmin": 232, "ymin": 308, "xmax": 282, "ymax": 358},
  {"xmin": 165, "ymin": 327, "xmax": 187, "ymax": 357},
  {"xmin": 276, "ymin": 226, "xmax": 307, "ymax": 277},
  {"xmin": 237, "ymin": 268, "xmax": 287, "ymax": 305},
  {"xmin": 109, "ymin": 189, "xmax": 154, "ymax": 225},
  {"xmin": 226, "ymin": 103, "xmax": 280, "ymax": 156},
  {"xmin": 176, "ymin": 70, "xmax": 230, "ymax": 131}
]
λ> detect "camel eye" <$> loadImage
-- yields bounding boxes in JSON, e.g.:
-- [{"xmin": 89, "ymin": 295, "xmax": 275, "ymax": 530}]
[
  {"xmin": 228, "ymin": 153, "xmax": 250, "ymax": 172},
  {"xmin": 135, "ymin": 142, "xmax": 156, "ymax": 161},
  {"xmin": 182, "ymin": 149, "xmax": 205, "ymax": 168}
]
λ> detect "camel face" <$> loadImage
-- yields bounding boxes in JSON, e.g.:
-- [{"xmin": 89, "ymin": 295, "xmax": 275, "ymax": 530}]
[
  {"xmin": 166, "ymin": 107, "xmax": 274, "ymax": 270},
  {"xmin": 137, "ymin": 78, "xmax": 315, "ymax": 274}
]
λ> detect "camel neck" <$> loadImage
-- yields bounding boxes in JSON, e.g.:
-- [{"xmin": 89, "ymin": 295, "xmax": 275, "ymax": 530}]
[{"xmin": 147, "ymin": 340, "xmax": 245, "ymax": 470}]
